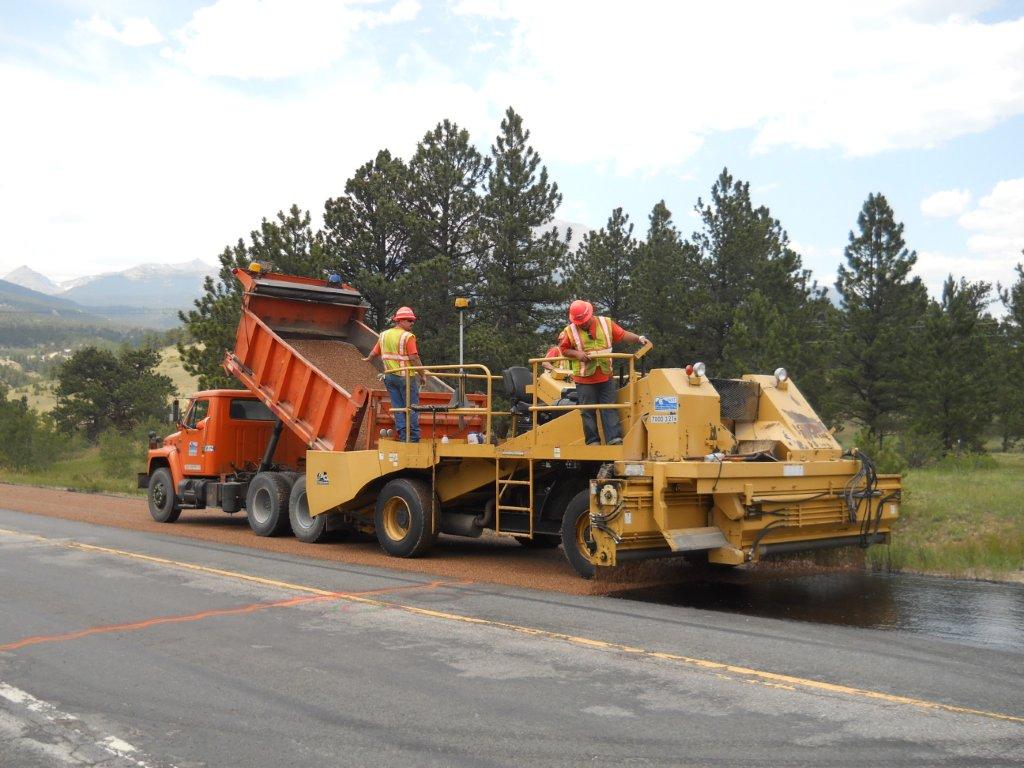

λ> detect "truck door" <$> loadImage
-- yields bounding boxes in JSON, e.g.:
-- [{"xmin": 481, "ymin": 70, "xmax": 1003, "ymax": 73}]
[{"xmin": 180, "ymin": 397, "xmax": 213, "ymax": 476}]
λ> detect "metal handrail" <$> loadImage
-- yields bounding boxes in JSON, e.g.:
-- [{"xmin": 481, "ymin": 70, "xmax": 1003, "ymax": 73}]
[
  {"xmin": 389, "ymin": 363, "xmax": 494, "ymax": 443},
  {"xmin": 526, "ymin": 344, "xmax": 651, "ymax": 444}
]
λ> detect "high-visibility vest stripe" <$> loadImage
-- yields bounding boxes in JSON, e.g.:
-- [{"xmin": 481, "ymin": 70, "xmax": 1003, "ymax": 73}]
[
  {"xmin": 564, "ymin": 316, "xmax": 613, "ymax": 378},
  {"xmin": 380, "ymin": 328, "xmax": 414, "ymax": 373}
]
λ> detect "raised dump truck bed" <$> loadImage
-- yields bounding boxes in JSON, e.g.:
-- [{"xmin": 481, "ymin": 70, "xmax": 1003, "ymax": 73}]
[{"xmin": 225, "ymin": 267, "xmax": 482, "ymax": 451}]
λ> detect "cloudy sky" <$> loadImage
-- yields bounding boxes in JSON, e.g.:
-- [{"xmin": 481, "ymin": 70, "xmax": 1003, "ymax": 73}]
[{"xmin": 1, "ymin": 0, "xmax": 1022, "ymax": 301}]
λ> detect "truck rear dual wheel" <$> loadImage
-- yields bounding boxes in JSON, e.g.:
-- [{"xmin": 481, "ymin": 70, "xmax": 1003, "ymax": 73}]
[
  {"xmin": 246, "ymin": 472, "xmax": 293, "ymax": 537},
  {"xmin": 560, "ymin": 489, "xmax": 597, "ymax": 579},
  {"xmin": 147, "ymin": 467, "xmax": 181, "ymax": 524},
  {"xmin": 375, "ymin": 478, "xmax": 437, "ymax": 558},
  {"xmin": 289, "ymin": 476, "xmax": 329, "ymax": 543}
]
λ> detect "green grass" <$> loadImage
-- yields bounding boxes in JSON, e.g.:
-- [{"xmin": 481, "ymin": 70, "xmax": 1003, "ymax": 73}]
[
  {"xmin": 868, "ymin": 452, "xmax": 1024, "ymax": 580},
  {"xmin": 0, "ymin": 445, "xmax": 145, "ymax": 496}
]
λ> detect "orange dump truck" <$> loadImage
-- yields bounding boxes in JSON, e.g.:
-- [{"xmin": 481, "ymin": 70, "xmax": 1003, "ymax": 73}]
[{"xmin": 140, "ymin": 267, "xmax": 484, "ymax": 536}]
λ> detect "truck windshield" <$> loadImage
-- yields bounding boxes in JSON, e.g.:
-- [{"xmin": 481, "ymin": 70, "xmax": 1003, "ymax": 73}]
[{"xmin": 229, "ymin": 398, "xmax": 275, "ymax": 421}]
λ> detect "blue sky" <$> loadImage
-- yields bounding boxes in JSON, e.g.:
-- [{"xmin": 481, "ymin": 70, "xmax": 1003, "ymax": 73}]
[{"xmin": 1, "ymin": 0, "xmax": 1022, "ymax": 302}]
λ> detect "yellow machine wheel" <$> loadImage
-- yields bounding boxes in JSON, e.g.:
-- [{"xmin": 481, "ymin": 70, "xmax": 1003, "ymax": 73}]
[
  {"xmin": 374, "ymin": 478, "xmax": 436, "ymax": 558},
  {"xmin": 560, "ymin": 489, "xmax": 596, "ymax": 579}
]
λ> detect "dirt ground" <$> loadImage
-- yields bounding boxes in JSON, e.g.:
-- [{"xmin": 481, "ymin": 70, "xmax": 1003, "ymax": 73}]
[{"xmin": 0, "ymin": 483, "xmax": 693, "ymax": 596}]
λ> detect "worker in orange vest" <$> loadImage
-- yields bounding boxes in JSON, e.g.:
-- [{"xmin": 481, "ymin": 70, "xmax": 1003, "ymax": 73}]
[
  {"xmin": 364, "ymin": 306, "xmax": 426, "ymax": 442},
  {"xmin": 558, "ymin": 300, "xmax": 649, "ymax": 445}
]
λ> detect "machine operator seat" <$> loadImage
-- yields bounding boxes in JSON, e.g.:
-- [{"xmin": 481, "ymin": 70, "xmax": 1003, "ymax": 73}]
[{"xmin": 502, "ymin": 366, "xmax": 532, "ymax": 417}]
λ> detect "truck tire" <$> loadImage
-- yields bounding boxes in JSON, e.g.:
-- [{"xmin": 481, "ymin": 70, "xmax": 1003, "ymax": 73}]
[
  {"xmin": 147, "ymin": 467, "xmax": 181, "ymax": 524},
  {"xmin": 289, "ymin": 476, "xmax": 328, "ymax": 544},
  {"xmin": 374, "ymin": 478, "xmax": 436, "ymax": 558},
  {"xmin": 560, "ymin": 489, "xmax": 596, "ymax": 579},
  {"xmin": 246, "ymin": 472, "xmax": 292, "ymax": 537}
]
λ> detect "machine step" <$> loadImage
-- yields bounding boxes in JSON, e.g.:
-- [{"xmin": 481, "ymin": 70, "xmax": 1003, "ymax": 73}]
[{"xmin": 662, "ymin": 526, "xmax": 729, "ymax": 552}]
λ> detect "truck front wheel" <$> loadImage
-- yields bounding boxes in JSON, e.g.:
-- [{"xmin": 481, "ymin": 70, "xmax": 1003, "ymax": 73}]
[
  {"xmin": 289, "ymin": 476, "xmax": 328, "ymax": 543},
  {"xmin": 560, "ymin": 489, "xmax": 596, "ymax": 579},
  {"xmin": 246, "ymin": 472, "xmax": 292, "ymax": 536},
  {"xmin": 374, "ymin": 478, "xmax": 436, "ymax": 558},
  {"xmin": 147, "ymin": 467, "xmax": 181, "ymax": 524}
]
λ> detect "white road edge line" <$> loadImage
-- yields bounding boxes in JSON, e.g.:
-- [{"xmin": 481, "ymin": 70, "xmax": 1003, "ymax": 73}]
[{"xmin": 0, "ymin": 681, "xmax": 174, "ymax": 768}]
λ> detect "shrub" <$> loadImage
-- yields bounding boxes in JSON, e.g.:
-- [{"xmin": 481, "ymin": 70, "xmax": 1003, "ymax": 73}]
[{"xmin": 98, "ymin": 422, "xmax": 161, "ymax": 481}]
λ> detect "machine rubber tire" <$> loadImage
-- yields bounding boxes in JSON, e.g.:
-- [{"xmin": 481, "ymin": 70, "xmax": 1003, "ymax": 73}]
[
  {"xmin": 246, "ymin": 472, "xmax": 292, "ymax": 537},
  {"xmin": 560, "ymin": 489, "xmax": 596, "ymax": 579},
  {"xmin": 288, "ymin": 476, "xmax": 329, "ymax": 544},
  {"xmin": 516, "ymin": 535, "xmax": 560, "ymax": 549},
  {"xmin": 147, "ymin": 467, "xmax": 181, "ymax": 524},
  {"xmin": 374, "ymin": 478, "xmax": 436, "ymax": 558}
]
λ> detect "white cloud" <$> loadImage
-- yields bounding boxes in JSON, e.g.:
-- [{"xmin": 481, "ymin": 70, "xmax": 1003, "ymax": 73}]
[
  {"xmin": 959, "ymin": 178, "xmax": 1024, "ymax": 259},
  {"xmin": 915, "ymin": 178, "xmax": 1024, "ymax": 295},
  {"xmin": 454, "ymin": 1, "xmax": 1024, "ymax": 172},
  {"xmin": 164, "ymin": 0, "xmax": 420, "ymax": 79},
  {"xmin": 0, "ymin": 58, "xmax": 490, "ymax": 277},
  {"xmin": 79, "ymin": 15, "xmax": 164, "ymax": 47},
  {"xmin": 920, "ymin": 188, "xmax": 971, "ymax": 217}
]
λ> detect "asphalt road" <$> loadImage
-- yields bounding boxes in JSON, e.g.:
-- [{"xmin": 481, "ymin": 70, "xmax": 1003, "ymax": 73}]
[{"xmin": 1, "ymin": 507, "xmax": 1022, "ymax": 767}]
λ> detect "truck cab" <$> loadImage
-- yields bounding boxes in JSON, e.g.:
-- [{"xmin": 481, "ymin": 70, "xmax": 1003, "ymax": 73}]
[{"xmin": 142, "ymin": 390, "xmax": 306, "ymax": 522}]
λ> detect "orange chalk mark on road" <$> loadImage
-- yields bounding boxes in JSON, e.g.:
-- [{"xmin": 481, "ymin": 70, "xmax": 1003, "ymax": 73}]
[{"xmin": 0, "ymin": 580, "xmax": 451, "ymax": 653}]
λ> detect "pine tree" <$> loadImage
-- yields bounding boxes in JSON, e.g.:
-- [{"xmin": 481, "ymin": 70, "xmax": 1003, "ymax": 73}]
[
  {"xmin": 995, "ymin": 262, "xmax": 1024, "ymax": 449},
  {"xmin": 470, "ymin": 108, "xmax": 569, "ymax": 371},
  {"xmin": 631, "ymin": 201, "xmax": 703, "ymax": 368},
  {"xmin": 53, "ymin": 346, "xmax": 174, "ymax": 440},
  {"xmin": 692, "ymin": 169, "xmax": 815, "ymax": 367},
  {"xmin": 721, "ymin": 290, "xmax": 801, "ymax": 377},
  {"xmin": 563, "ymin": 207, "xmax": 639, "ymax": 327},
  {"xmin": 914, "ymin": 276, "xmax": 994, "ymax": 452},
  {"xmin": 835, "ymin": 193, "xmax": 928, "ymax": 448},
  {"xmin": 322, "ymin": 150, "xmax": 414, "ymax": 331},
  {"xmin": 402, "ymin": 120, "xmax": 490, "ymax": 364},
  {"xmin": 178, "ymin": 206, "xmax": 324, "ymax": 389}
]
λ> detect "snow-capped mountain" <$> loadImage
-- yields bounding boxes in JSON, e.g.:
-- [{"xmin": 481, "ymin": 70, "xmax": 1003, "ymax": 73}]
[
  {"xmin": 2, "ymin": 260, "xmax": 217, "ymax": 309},
  {"xmin": 3, "ymin": 266, "xmax": 62, "ymax": 295}
]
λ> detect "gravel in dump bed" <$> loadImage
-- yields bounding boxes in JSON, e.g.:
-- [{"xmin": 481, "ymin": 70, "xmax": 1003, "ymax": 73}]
[{"xmin": 288, "ymin": 338, "xmax": 383, "ymax": 394}]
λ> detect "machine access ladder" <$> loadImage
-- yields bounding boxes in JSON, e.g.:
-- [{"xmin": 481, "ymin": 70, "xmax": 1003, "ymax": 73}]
[{"xmin": 495, "ymin": 455, "xmax": 534, "ymax": 538}]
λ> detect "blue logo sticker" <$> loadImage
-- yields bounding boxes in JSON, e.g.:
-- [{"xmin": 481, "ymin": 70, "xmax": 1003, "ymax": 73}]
[{"xmin": 654, "ymin": 396, "xmax": 678, "ymax": 411}]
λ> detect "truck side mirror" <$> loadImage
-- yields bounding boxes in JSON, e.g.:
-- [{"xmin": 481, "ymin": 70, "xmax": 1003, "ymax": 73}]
[{"xmin": 171, "ymin": 399, "xmax": 181, "ymax": 427}]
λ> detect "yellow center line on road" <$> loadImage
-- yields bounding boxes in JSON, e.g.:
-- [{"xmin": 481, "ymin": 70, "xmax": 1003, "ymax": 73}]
[{"xmin": 2, "ymin": 526, "xmax": 1022, "ymax": 725}]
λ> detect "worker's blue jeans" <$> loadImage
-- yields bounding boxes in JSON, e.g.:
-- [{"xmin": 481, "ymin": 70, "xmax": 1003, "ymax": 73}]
[
  {"xmin": 576, "ymin": 379, "xmax": 621, "ymax": 444},
  {"xmin": 385, "ymin": 374, "xmax": 420, "ymax": 442}
]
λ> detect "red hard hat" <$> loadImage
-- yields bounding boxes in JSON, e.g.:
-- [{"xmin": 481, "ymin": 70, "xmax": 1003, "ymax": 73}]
[
  {"xmin": 568, "ymin": 300, "xmax": 593, "ymax": 326},
  {"xmin": 393, "ymin": 306, "xmax": 417, "ymax": 322}
]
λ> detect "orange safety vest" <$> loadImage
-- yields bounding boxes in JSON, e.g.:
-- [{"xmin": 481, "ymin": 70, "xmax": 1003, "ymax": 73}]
[
  {"xmin": 379, "ymin": 327, "xmax": 415, "ymax": 374},
  {"xmin": 563, "ymin": 316, "xmax": 613, "ymax": 378}
]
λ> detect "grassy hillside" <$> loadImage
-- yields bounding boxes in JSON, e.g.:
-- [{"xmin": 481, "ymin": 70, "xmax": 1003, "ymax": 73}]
[{"xmin": 6, "ymin": 344, "xmax": 199, "ymax": 413}]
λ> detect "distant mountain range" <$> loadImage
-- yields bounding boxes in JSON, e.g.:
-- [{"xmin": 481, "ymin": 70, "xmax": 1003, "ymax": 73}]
[{"xmin": 1, "ymin": 260, "xmax": 216, "ymax": 329}]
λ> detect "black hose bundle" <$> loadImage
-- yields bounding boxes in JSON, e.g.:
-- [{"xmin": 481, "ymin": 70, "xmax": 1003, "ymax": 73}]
[{"xmin": 842, "ymin": 449, "xmax": 885, "ymax": 546}]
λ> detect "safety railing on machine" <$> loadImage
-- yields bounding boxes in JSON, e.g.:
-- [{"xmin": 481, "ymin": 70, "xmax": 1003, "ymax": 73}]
[
  {"xmin": 525, "ymin": 342, "xmax": 652, "ymax": 444},
  {"xmin": 391, "ymin": 363, "xmax": 504, "ymax": 443}
]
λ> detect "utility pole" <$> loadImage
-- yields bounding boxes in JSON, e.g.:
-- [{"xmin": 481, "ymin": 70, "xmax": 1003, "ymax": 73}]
[{"xmin": 454, "ymin": 297, "xmax": 471, "ymax": 410}]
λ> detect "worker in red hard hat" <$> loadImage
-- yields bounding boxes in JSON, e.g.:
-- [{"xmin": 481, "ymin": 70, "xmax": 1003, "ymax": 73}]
[
  {"xmin": 558, "ymin": 300, "xmax": 650, "ymax": 445},
  {"xmin": 364, "ymin": 306, "xmax": 426, "ymax": 442}
]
